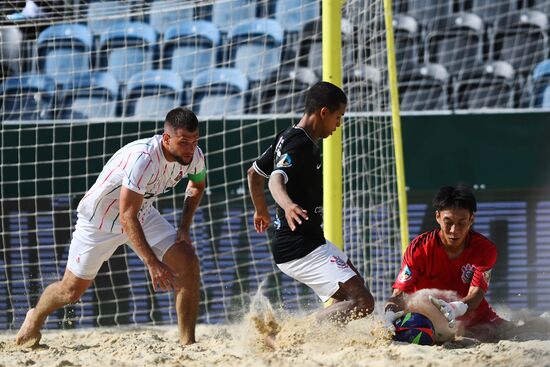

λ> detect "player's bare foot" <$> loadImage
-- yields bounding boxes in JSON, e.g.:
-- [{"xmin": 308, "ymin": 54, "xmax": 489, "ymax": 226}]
[
  {"xmin": 180, "ymin": 338, "xmax": 196, "ymax": 346},
  {"xmin": 15, "ymin": 308, "xmax": 42, "ymax": 348}
]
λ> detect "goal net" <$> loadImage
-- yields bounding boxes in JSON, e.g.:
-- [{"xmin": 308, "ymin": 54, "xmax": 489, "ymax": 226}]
[{"xmin": 0, "ymin": 0, "xmax": 402, "ymax": 330}]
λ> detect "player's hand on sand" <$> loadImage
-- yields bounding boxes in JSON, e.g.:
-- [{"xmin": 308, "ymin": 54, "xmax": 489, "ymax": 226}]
[
  {"xmin": 429, "ymin": 296, "xmax": 467, "ymax": 328},
  {"xmin": 383, "ymin": 310, "xmax": 404, "ymax": 334},
  {"xmin": 253, "ymin": 210, "xmax": 270, "ymax": 233},
  {"xmin": 147, "ymin": 258, "xmax": 176, "ymax": 292},
  {"xmin": 284, "ymin": 203, "xmax": 308, "ymax": 231}
]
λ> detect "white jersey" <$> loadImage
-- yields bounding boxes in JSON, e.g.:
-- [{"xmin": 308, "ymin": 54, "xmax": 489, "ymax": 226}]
[{"xmin": 77, "ymin": 135, "xmax": 205, "ymax": 233}]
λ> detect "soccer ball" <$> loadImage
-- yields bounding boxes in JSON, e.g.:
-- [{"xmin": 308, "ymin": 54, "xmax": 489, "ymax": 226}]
[{"xmin": 393, "ymin": 312, "xmax": 435, "ymax": 345}]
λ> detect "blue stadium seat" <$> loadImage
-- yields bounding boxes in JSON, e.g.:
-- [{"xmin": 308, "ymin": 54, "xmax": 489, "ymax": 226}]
[
  {"xmin": 460, "ymin": 0, "xmax": 516, "ymax": 27},
  {"xmin": 393, "ymin": 14, "xmax": 420, "ymax": 76},
  {"xmin": 211, "ymin": 0, "xmax": 258, "ymax": 34},
  {"xmin": 149, "ymin": 0, "xmax": 195, "ymax": 35},
  {"xmin": 124, "ymin": 70, "xmax": 184, "ymax": 118},
  {"xmin": 1, "ymin": 73, "xmax": 56, "ymax": 120},
  {"xmin": 403, "ymin": 0, "xmax": 454, "ymax": 27},
  {"xmin": 57, "ymin": 72, "xmax": 119, "ymax": 120},
  {"xmin": 398, "ymin": 63, "xmax": 450, "ymax": 110},
  {"xmin": 163, "ymin": 21, "xmax": 220, "ymax": 84},
  {"xmin": 227, "ymin": 19, "xmax": 283, "ymax": 83},
  {"xmin": 454, "ymin": 61, "xmax": 516, "ymax": 109},
  {"xmin": 425, "ymin": 13, "xmax": 484, "ymax": 77},
  {"xmin": 492, "ymin": 10, "xmax": 549, "ymax": 76},
  {"xmin": 260, "ymin": 66, "xmax": 318, "ymax": 113},
  {"xmin": 191, "ymin": 68, "xmax": 248, "ymax": 115},
  {"xmin": 98, "ymin": 22, "xmax": 158, "ymax": 85},
  {"xmin": 36, "ymin": 24, "xmax": 93, "ymax": 86},
  {"xmin": 531, "ymin": 59, "xmax": 550, "ymax": 107},
  {"xmin": 274, "ymin": 0, "xmax": 319, "ymax": 33},
  {"xmin": 87, "ymin": 1, "xmax": 131, "ymax": 37}
]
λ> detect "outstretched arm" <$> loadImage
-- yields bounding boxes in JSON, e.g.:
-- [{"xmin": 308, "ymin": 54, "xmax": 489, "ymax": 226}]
[
  {"xmin": 177, "ymin": 178, "xmax": 205, "ymax": 244},
  {"xmin": 247, "ymin": 166, "xmax": 270, "ymax": 233},
  {"xmin": 120, "ymin": 187, "xmax": 175, "ymax": 291},
  {"xmin": 268, "ymin": 173, "xmax": 308, "ymax": 231}
]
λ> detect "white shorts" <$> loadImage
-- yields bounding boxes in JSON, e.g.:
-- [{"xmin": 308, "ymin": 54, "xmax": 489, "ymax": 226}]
[
  {"xmin": 277, "ymin": 243, "xmax": 357, "ymax": 302},
  {"xmin": 66, "ymin": 209, "xmax": 176, "ymax": 280}
]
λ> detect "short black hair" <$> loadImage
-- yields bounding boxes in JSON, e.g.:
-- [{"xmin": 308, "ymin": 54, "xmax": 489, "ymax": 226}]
[
  {"xmin": 432, "ymin": 185, "xmax": 477, "ymax": 213},
  {"xmin": 304, "ymin": 81, "xmax": 347, "ymax": 115},
  {"xmin": 164, "ymin": 107, "xmax": 199, "ymax": 132}
]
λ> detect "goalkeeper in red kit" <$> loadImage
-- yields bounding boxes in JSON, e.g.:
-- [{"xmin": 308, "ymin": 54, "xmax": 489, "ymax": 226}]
[{"xmin": 383, "ymin": 186, "xmax": 508, "ymax": 341}]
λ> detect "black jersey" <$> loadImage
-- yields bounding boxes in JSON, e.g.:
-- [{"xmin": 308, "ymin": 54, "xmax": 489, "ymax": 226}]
[{"xmin": 253, "ymin": 126, "xmax": 325, "ymax": 263}]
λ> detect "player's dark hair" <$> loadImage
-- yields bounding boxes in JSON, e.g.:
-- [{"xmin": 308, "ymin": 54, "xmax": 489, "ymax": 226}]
[
  {"xmin": 432, "ymin": 185, "xmax": 477, "ymax": 213},
  {"xmin": 164, "ymin": 107, "xmax": 199, "ymax": 132},
  {"xmin": 304, "ymin": 81, "xmax": 347, "ymax": 115}
]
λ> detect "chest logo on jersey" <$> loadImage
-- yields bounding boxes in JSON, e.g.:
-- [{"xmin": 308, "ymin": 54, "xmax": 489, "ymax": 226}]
[
  {"xmin": 398, "ymin": 265, "xmax": 412, "ymax": 283},
  {"xmin": 461, "ymin": 264, "xmax": 476, "ymax": 283},
  {"xmin": 174, "ymin": 171, "xmax": 183, "ymax": 182},
  {"xmin": 330, "ymin": 255, "xmax": 348, "ymax": 269},
  {"xmin": 276, "ymin": 153, "xmax": 293, "ymax": 168}
]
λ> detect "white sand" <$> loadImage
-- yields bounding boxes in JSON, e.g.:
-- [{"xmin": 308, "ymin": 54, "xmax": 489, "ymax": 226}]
[{"xmin": 1, "ymin": 310, "xmax": 549, "ymax": 367}]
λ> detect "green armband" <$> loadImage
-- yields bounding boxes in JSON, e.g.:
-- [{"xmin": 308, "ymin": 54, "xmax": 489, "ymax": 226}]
[{"xmin": 188, "ymin": 168, "xmax": 206, "ymax": 183}]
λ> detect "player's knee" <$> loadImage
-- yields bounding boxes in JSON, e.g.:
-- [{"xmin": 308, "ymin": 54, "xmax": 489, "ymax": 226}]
[{"xmin": 174, "ymin": 244, "xmax": 200, "ymax": 273}]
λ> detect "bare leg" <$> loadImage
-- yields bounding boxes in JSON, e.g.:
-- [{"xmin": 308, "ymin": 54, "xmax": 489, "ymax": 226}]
[
  {"xmin": 314, "ymin": 275, "xmax": 375, "ymax": 323},
  {"xmin": 162, "ymin": 242, "xmax": 200, "ymax": 346},
  {"xmin": 16, "ymin": 269, "xmax": 92, "ymax": 347}
]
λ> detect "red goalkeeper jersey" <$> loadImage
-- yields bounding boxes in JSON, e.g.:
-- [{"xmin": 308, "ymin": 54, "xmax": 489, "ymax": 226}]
[{"xmin": 393, "ymin": 229, "xmax": 503, "ymax": 328}]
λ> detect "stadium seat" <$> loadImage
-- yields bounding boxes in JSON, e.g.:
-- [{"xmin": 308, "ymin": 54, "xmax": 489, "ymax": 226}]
[
  {"xmin": 344, "ymin": 65, "xmax": 384, "ymax": 112},
  {"xmin": 259, "ymin": 66, "xmax": 318, "ymax": 113},
  {"xmin": 191, "ymin": 68, "xmax": 248, "ymax": 116},
  {"xmin": 0, "ymin": 26, "xmax": 23, "ymax": 80},
  {"xmin": 98, "ymin": 22, "xmax": 158, "ymax": 85},
  {"xmin": 123, "ymin": 70, "xmax": 184, "ymax": 118},
  {"xmin": 529, "ymin": 0, "xmax": 550, "ymax": 15},
  {"xmin": 36, "ymin": 24, "xmax": 93, "ymax": 87},
  {"xmin": 57, "ymin": 72, "xmax": 119, "ymax": 120},
  {"xmin": 274, "ymin": 0, "xmax": 320, "ymax": 33},
  {"xmin": 298, "ymin": 18, "xmax": 353, "ymax": 76},
  {"xmin": 393, "ymin": 14, "xmax": 420, "ymax": 76},
  {"xmin": 403, "ymin": 0, "xmax": 454, "ymax": 27},
  {"xmin": 212, "ymin": 0, "xmax": 258, "ymax": 34},
  {"xmin": 227, "ymin": 19, "xmax": 283, "ymax": 83},
  {"xmin": 162, "ymin": 21, "xmax": 220, "ymax": 84},
  {"xmin": 0, "ymin": 73, "xmax": 56, "ymax": 121},
  {"xmin": 454, "ymin": 61, "xmax": 516, "ymax": 109},
  {"xmin": 149, "ymin": 0, "xmax": 195, "ymax": 35},
  {"xmin": 460, "ymin": 0, "xmax": 516, "ymax": 27},
  {"xmin": 492, "ymin": 10, "xmax": 549, "ymax": 76},
  {"xmin": 424, "ymin": 13, "xmax": 484, "ymax": 77},
  {"xmin": 531, "ymin": 59, "xmax": 550, "ymax": 108},
  {"xmin": 398, "ymin": 63, "xmax": 450, "ymax": 111},
  {"xmin": 87, "ymin": 1, "xmax": 131, "ymax": 37}
]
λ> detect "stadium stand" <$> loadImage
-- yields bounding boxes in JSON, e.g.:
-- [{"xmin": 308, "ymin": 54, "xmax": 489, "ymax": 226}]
[
  {"xmin": 86, "ymin": 1, "xmax": 131, "ymax": 37},
  {"xmin": 57, "ymin": 72, "xmax": 119, "ymax": 119},
  {"xmin": 531, "ymin": 59, "xmax": 550, "ymax": 107},
  {"xmin": 162, "ymin": 21, "xmax": 221, "ymax": 84},
  {"xmin": 148, "ymin": 0, "xmax": 194, "ymax": 35},
  {"xmin": 123, "ymin": 69, "xmax": 184, "ymax": 118},
  {"xmin": 0, "ymin": 26, "xmax": 23, "ymax": 80},
  {"xmin": 211, "ymin": 0, "xmax": 259, "ymax": 35},
  {"xmin": 344, "ymin": 65, "xmax": 384, "ymax": 112},
  {"xmin": 190, "ymin": 67, "xmax": 248, "ymax": 116},
  {"xmin": 461, "ymin": 0, "xmax": 516, "ymax": 27},
  {"xmin": 392, "ymin": 14, "xmax": 420, "ymax": 76},
  {"xmin": 399, "ymin": 0, "xmax": 454, "ymax": 27}
]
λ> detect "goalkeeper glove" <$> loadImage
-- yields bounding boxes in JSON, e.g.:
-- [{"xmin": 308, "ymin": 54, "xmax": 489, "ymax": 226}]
[
  {"xmin": 429, "ymin": 295, "xmax": 468, "ymax": 328},
  {"xmin": 383, "ymin": 310, "xmax": 405, "ymax": 334}
]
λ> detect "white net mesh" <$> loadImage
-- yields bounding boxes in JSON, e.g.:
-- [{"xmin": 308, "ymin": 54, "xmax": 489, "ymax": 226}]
[{"xmin": 0, "ymin": 0, "xmax": 402, "ymax": 330}]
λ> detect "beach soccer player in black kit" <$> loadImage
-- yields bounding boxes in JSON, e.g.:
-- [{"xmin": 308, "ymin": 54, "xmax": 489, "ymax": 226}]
[{"xmin": 247, "ymin": 82, "xmax": 375, "ymax": 337}]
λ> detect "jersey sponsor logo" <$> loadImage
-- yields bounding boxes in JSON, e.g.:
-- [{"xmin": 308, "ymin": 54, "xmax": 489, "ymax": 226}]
[
  {"xmin": 461, "ymin": 264, "xmax": 476, "ymax": 283},
  {"xmin": 398, "ymin": 264, "xmax": 412, "ymax": 282},
  {"xmin": 276, "ymin": 153, "xmax": 293, "ymax": 168},
  {"xmin": 483, "ymin": 269, "xmax": 492, "ymax": 285},
  {"xmin": 316, "ymin": 162, "xmax": 322, "ymax": 170},
  {"xmin": 174, "ymin": 172, "xmax": 183, "ymax": 182},
  {"xmin": 330, "ymin": 255, "xmax": 348, "ymax": 269}
]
